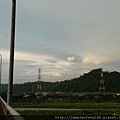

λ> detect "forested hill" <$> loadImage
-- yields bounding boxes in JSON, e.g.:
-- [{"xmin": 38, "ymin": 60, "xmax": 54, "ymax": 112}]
[{"xmin": 1, "ymin": 68, "xmax": 120, "ymax": 93}]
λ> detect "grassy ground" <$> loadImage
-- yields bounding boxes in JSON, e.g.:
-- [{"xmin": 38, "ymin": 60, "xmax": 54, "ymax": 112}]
[
  {"xmin": 18, "ymin": 109, "xmax": 120, "ymax": 115},
  {"xmin": 18, "ymin": 110, "xmax": 120, "ymax": 120},
  {"xmin": 13, "ymin": 95, "xmax": 120, "ymax": 109},
  {"xmin": 13, "ymin": 102, "xmax": 120, "ymax": 109},
  {"xmin": 12, "ymin": 95, "xmax": 120, "ymax": 120}
]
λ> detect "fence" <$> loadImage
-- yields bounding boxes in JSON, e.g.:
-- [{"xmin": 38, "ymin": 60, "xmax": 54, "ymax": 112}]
[{"xmin": 0, "ymin": 97, "xmax": 25, "ymax": 120}]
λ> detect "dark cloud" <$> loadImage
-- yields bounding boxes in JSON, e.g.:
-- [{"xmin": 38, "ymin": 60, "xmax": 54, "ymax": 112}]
[
  {"xmin": 15, "ymin": 60, "xmax": 37, "ymax": 64},
  {"xmin": 45, "ymin": 59, "xmax": 57, "ymax": 63}
]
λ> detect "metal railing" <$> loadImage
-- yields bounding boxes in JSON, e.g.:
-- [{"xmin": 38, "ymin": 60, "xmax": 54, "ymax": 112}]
[{"xmin": 0, "ymin": 97, "xmax": 25, "ymax": 120}]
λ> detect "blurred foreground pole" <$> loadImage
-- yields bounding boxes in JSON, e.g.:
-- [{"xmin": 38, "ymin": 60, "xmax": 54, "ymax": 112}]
[
  {"xmin": 0, "ymin": 54, "xmax": 2, "ymax": 96},
  {"xmin": 7, "ymin": 0, "xmax": 16, "ymax": 106}
]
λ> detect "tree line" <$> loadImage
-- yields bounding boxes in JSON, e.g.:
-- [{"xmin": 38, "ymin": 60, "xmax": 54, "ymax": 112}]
[{"xmin": 1, "ymin": 68, "xmax": 120, "ymax": 93}]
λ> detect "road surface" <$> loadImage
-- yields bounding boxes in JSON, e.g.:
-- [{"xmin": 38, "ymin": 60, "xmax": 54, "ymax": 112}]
[{"xmin": 14, "ymin": 108, "xmax": 119, "ymax": 111}]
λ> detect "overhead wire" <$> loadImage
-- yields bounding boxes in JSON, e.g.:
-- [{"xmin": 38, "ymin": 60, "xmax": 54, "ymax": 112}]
[
  {"xmin": 82, "ymin": 31, "xmax": 120, "ymax": 72},
  {"xmin": 97, "ymin": 34, "xmax": 120, "ymax": 59},
  {"xmin": 93, "ymin": 33, "xmax": 120, "ymax": 71}
]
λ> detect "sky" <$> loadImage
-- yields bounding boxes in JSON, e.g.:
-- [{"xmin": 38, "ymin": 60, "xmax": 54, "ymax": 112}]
[{"xmin": 0, "ymin": 0, "xmax": 120, "ymax": 84}]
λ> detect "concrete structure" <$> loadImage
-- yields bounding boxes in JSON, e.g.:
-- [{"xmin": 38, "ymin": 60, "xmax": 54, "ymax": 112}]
[{"xmin": 0, "ymin": 97, "xmax": 25, "ymax": 120}]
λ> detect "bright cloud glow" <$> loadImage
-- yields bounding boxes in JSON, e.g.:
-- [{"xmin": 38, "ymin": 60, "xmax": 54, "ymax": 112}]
[
  {"xmin": 67, "ymin": 56, "xmax": 75, "ymax": 61},
  {"xmin": 82, "ymin": 54, "xmax": 103, "ymax": 65},
  {"xmin": 51, "ymin": 72, "xmax": 60, "ymax": 77},
  {"xmin": 1, "ymin": 49, "xmax": 76, "ymax": 83}
]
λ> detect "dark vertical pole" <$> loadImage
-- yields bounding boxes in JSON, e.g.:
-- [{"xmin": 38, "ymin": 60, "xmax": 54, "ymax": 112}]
[
  {"xmin": 0, "ymin": 54, "xmax": 2, "ymax": 96},
  {"xmin": 7, "ymin": 0, "xmax": 16, "ymax": 106}
]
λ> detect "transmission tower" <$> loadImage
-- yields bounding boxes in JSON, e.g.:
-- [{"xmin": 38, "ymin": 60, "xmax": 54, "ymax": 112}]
[
  {"xmin": 98, "ymin": 68, "xmax": 106, "ymax": 95},
  {"xmin": 35, "ymin": 68, "xmax": 42, "ymax": 97}
]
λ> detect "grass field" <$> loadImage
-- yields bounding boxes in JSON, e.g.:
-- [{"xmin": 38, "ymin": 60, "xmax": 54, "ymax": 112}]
[
  {"xmin": 13, "ymin": 102, "xmax": 120, "ymax": 109},
  {"xmin": 18, "ymin": 109, "xmax": 120, "ymax": 120},
  {"xmin": 18, "ymin": 109, "xmax": 120, "ymax": 115},
  {"xmin": 12, "ymin": 94, "xmax": 120, "ymax": 119},
  {"xmin": 13, "ymin": 95, "xmax": 120, "ymax": 109}
]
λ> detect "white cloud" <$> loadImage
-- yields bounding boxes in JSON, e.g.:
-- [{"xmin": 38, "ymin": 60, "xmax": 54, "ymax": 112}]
[
  {"xmin": 14, "ymin": 51, "xmax": 56, "ymax": 67},
  {"xmin": 1, "ymin": 0, "xmax": 120, "ymax": 83},
  {"xmin": 51, "ymin": 72, "xmax": 60, "ymax": 77},
  {"xmin": 82, "ymin": 54, "xmax": 103, "ymax": 65},
  {"xmin": 1, "ymin": 49, "xmax": 77, "ymax": 83},
  {"xmin": 67, "ymin": 56, "xmax": 75, "ymax": 61}
]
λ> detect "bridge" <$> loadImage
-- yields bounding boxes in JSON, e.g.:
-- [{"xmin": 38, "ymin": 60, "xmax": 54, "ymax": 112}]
[{"xmin": 0, "ymin": 97, "xmax": 25, "ymax": 120}]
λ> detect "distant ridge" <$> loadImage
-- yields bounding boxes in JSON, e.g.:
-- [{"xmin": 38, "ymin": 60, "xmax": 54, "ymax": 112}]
[{"xmin": 1, "ymin": 68, "xmax": 120, "ymax": 93}]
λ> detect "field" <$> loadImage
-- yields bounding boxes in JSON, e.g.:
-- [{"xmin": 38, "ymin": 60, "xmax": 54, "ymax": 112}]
[
  {"xmin": 11, "ymin": 94, "xmax": 120, "ymax": 119},
  {"xmin": 19, "ymin": 110, "xmax": 120, "ymax": 120}
]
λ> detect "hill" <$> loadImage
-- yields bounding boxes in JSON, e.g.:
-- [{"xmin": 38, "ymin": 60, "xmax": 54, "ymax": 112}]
[{"xmin": 1, "ymin": 68, "xmax": 120, "ymax": 93}]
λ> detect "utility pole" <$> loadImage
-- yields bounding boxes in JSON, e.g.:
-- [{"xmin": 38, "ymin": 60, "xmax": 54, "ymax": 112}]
[
  {"xmin": 7, "ymin": 0, "xmax": 16, "ymax": 106},
  {"xmin": 0, "ymin": 54, "xmax": 2, "ymax": 96}
]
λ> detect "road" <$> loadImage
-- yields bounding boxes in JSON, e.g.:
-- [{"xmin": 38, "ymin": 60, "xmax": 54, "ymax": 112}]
[{"xmin": 14, "ymin": 108, "xmax": 119, "ymax": 111}]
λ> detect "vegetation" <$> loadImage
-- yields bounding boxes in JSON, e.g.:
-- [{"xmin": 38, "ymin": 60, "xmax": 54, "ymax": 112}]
[
  {"xmin": 1, "ymin": 68, "xmax": 120, "ymax": 93},
  {"xmin": 19, "ymin": 110, "xmax": 120, "ymax": 120},
  {"xmin": 19, "ymin": 109, "xmax": 120, "ymax": 115},
  {"xmin": 1, "ymin": 68, "xmax": 119, "ymax": 119},
  {"xmin": 11, "ymin": 94, "xmax": 120, "ymax": 108},
  {"xmin": 1, "ymin": 68, "xmax": 120, "ymax": 118},
  {"xmin": 13, "ymin": 102, "xmax": 120, "ymax": 109},
  {"xmin": 14, "ymin": 95, "xmax": 120, "ymax": 120}
]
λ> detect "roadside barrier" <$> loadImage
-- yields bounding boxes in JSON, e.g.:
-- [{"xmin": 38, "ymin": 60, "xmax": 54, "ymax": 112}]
[{"xmin": 0, "ymin": 97, "xmax": 25, "ymax": 120}]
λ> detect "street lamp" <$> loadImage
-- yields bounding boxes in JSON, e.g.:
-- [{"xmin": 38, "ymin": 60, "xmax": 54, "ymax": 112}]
[{"xmin": 0, "ymin": 54, "xmax": 2, "ymax": 96}]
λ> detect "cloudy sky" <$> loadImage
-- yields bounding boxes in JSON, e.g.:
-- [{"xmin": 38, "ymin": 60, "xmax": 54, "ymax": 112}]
[{"xmin": 0, "ymin": 0, "xmax": 120, "ymax": 84}]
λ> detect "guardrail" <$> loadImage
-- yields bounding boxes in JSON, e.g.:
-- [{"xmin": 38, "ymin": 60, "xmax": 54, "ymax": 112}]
[{"xmin": 0, "ymin": 97, "xmax": 25, "ymax": 120}]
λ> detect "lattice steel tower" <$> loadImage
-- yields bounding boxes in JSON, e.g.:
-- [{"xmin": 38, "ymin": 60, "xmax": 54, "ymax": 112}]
[
  {"xmin": 35, "ymin": 68, "xmax": 42, "ymax": 97},
  {"xmin": 98, "ymin": 68, "xmax": 106, "ymax": 95}
]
